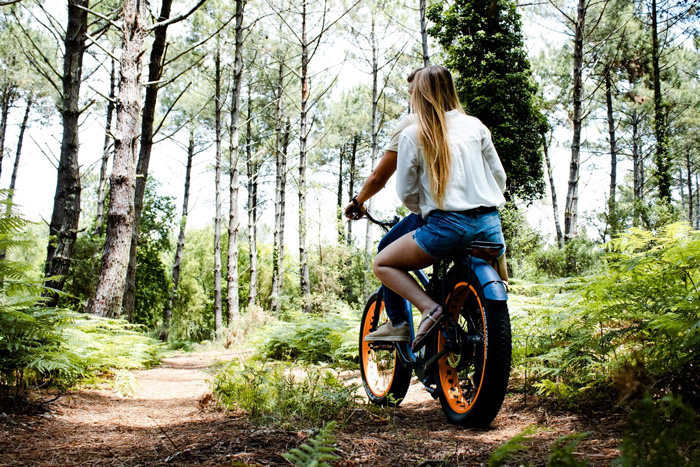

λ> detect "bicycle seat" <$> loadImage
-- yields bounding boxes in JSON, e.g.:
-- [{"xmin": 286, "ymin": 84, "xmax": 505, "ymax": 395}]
[{"xmin": 468, "ymin": 241, "xmax": 503, "ymax": 261}]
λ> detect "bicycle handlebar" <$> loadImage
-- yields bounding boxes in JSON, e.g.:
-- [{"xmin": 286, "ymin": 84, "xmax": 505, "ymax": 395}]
[{"xmin": 363, "ymin": 211, "xmax": 401, "ymax": 229}]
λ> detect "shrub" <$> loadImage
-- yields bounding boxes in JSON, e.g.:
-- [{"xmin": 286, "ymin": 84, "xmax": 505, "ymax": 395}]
[
  {"xmin": 254, "ymin": 309, "xmax": 359, "ymax": 366},
  {"xmin": 212, "ymin": 360, "xmax": 360, "ymax": 429},
  {"xmin": 532, "ymin": 236, "xmax": 603, "ymax": 278},
  {"xmin": 513, "ymin": 223, "xmax": 700, "ymax": 408}
]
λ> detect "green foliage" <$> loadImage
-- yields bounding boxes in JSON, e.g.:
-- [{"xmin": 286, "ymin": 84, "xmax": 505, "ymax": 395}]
[
  {"xmin": 428, "ymin": 0, "xmax": 546, "ymax": 201},
  {"xmin": 532, "ymin": 236, "xmax": 603, "ymax": 278},
  {"xmin": 212, "ymin": 360, "xmax": 359, "ymax": 429},
  {"xmin": 614, "ymin": 394, "xmax": 700, "ymax": 467},
  {"xmin": 512, "ymin": 223, "xmax": 700, "ymax": 407},
  {"xmin": 254, "ymin": 310, "xmax": 359, "ymax": 366},
  {"xmin": 547, "ymin": 432, "xmax": 590, "ymax": 467},
  {"xmin": 488, "ymin": 424, "xmax": 538, "ymax": 467},
  {"xmin": 0, "ymin": 196, "xmax": 162, "ymax": 404},
  {"xmin": 282, "ymin": 421, "xmax": 339, "ymax": 467},
  {"xmin": 499, "ymin": 203, "xmax": 544, "ymax": 278}
]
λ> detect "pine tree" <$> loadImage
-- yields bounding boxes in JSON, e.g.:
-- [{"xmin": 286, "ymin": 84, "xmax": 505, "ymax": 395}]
[{"xmin": 428, "ymin": 0, "xmax": 546, "ymax": 201}]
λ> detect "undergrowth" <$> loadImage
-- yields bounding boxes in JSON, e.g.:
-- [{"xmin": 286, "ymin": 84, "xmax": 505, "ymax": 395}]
[
  {"xmin": 212, "ymin": 359, "xmax": 360, "ymax": 429},
  {"xmin": 0, "ymin": 195, "xmax": 163, "ymax": 408},
  {"xmin": 253, "ymin": 309, "xmax": 359, "ymax": 366},
  {"xmin": 510, "ymin": 223, "xmax": 700, "ymax": 409}
]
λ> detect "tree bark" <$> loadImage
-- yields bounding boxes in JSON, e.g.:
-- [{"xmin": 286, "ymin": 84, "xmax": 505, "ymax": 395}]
[
  {"xmin": 542, "ymin": 129, "xmax": 563, "ymax": 248},
  {"xmin": 226, "ymin": 0, "xmax": 245, "ymax": 322},
  {"xmin": 347, "ymin": 135, "xmax": 357, "ymax": 248},
  {"xmin": 336, "ymin": 144, "xmax": 345, "ymax": 244},
  {"xmin": 214, "ymin": 42, "xmax": 224, "ymax": 332},
  {"xmin": 364, "ymin": 14, "xmax": 378, "ymax": 259},
  {"xmin": 166, "ymin": 128, "xmax": 194, "ymax": 329},
  {"xmin": 419, "ymin": 0, "xmax": 430, "ymax": 67},
  {"xmin": 651, "ymin": 0, "xmax": 671, "ymax": 203},
  {"xmin": 123, "ymin": 0, "xmax": 174, "ymax": 322},
  {"xmin": 90, "ymin": 0, "xmax": 146, "ymax": 318},
  {"xmin": 44, "ymin": 0, "xmax": 89, "ymax": 307},
  {"xmin": 95, "ymin": 56, "xmax": 116, "ymax": 237},
  {"xmin": 563, "ymin": 0, "xmax": 585, "ymax": 242},
  {"xmin": 0, "ymin": 82, "xmax": 14, "ymax": 181},
  {"xmin": 685, "ymin": 149, "xmax": 693, "ymax": 224},
  {"xmin": 270, "ymin": 56, "xmax": 286, "ymax": 315},
  {"xmin": 245, "ymin": 86, "xmax": 258, "ymax": 310},
  {"xmin": 605, "ymin": 70, "xmax": 618, "ymax": 236},
  {"xmin": 7, "ymin": 93, "xmax": 32, "ymax": 206},
  {"xmin": 299, "ymin": 0, "xmax": 311, "ymax": 312}
]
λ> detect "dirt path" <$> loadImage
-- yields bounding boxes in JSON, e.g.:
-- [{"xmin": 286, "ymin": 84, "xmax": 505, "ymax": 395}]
[{"xmin": 0, "ymin": 352, "xmax": 623, "ymax": 466}]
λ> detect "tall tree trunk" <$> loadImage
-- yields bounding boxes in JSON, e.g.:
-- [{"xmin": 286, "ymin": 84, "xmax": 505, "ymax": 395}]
[
  {"xmin": 336, "ymin": 144, "xmax": 345, "ymax": 244},
  {"xmin": 7, "ymin": 94, "xmax": 32, "ymax": 206},
  {"xmin": 299, "ymin": 0, "xmax": 311, "ymax": 312},
  {"xmin": 542, "ymin": 130, "xmax": 563, "ymax": 248},
  {"xmin": 123, "ymin": 0, "xmax": 174, "ymax": 322},
  {"xmin": 347, "ymin": 135, "xmax": 357, "ymax": 248},
  {"xmin": 696, "ymin": 174, "xmax": 699, "ymax": 229},
  {"xmin": 605, "ymin": 70, "xmax": 618, "ymax": 237},
  {"xmin": 226, "ymin": 0, "xmax": 245, "ymax": 322},
  {"xmin": 685, "ymin": 150, "xmax": 693, "ymax": 223},
  {"xmin": 95, "ymin": 56, "xmax": 116, "ymax": 236},
  {"xmin": 270, "ymin": 57, "xmax": 286, "ymax": 315},
  {"xmin": 44, "ymin": 0, "xmax": 89, "ymax": 307},
  {"xmin": 632, "ymin": 109, "xmax": 641, "ymax": 200},
  {"xmin": 90, "ymin": 0, "xmax": 146, "ymax": 318},
  {"xmin": 419, "ymin": 0, "xmax": 430, "ymax": 67},
  {"xmin": 166, "ymin": 129, "xmax": 195, "ymax": 328},
  {"xmin": 214, "ymin": 42, "xmax": 223, "ymax": 332},
  {"xmin": 563, "ymin": 0, "xmax": 585, "ymax": 242},
  {"xmin": 365, "ymin": 15, "xmax": 379, "ymax": 259},
  {"xmin": 679, "ymin": 167, "xmax": 686, "ymax": 214},
  {"xmin": 245, "ymin": 86, "xmax": 258, "ymax": 310},
  {"xmin": 0, "ymin": 82, "xmax": 14, "ymax": 180},
  {"xmin": 651, "ymin": 0, "xmax": 671, "ymax": 203}
]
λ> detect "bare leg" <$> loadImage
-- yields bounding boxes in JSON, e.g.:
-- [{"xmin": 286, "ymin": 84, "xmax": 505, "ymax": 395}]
[{"xmin": 373, "ymin": 233, "xmax": 437, "ymax": 316}]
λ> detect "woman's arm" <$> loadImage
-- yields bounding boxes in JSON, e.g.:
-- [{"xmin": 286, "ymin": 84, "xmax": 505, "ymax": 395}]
[
  {"xmin": 481, "ymin": 126, "xmax": 506, "ymax": 192},
  {"xmin": 344, "ymin": 150, "xmax": 397, "ymax": 218}
]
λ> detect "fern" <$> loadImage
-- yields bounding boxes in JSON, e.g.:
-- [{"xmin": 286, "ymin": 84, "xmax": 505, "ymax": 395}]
[
  {"xmin": 547, "ymin": 432, "xmax": 590, "ymax": 467},
  {"xmin": 488, "ymin": 424, "xmax": 538, "ymax": 467},
  {"xmin": 282, "ymin": 421, "xmax": 339, "ymax": 467}
]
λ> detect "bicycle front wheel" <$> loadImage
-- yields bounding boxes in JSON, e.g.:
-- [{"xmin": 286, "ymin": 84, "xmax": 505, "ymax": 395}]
[
  {"xmin": 431, "ymin": 278, "xmax": 511, "ymax": 427},
  {"xmin": 359, "ymin": 291, "xmax": 412, "ymax": 407}
]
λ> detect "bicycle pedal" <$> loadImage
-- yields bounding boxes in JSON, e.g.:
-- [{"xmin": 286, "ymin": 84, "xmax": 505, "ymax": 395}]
[{"xmin": 421, "ymin": 377, "xmax": 439, "ymax": 399}]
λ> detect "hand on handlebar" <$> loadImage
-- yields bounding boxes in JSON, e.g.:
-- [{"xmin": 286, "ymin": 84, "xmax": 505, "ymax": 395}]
[{"xmin": 344, "ymin": 199, "xmax": 366, "ymax": 220}]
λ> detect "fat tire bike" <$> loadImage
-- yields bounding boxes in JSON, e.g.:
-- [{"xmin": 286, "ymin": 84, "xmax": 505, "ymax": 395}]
[{"xmin": 359, "ymin": 212, "xmax": 512, "ymax": 427}]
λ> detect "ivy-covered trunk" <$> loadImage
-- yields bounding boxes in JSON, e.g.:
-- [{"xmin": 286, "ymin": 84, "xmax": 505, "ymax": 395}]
[
  {"xmin": 214, "ymin": 43, "xmax": 223, "ymax": 332},
  {"xmin": 270, "ymin": 57, "xmax": 287, "ymax": 315},
  {"xmin": 298, "ymin": 0, "xmax": 311, "ymax": 313}
]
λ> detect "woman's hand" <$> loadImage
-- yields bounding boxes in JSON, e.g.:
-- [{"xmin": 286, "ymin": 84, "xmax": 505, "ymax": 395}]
[{"xmin": 344, "ymin": 198, "xmax": 366, "ymax": 220}]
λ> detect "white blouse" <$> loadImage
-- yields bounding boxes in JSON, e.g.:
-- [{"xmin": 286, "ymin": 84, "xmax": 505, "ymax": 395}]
[{"xmin": 396, "ymin": 110, "xmax": 506, "ymax": 218}]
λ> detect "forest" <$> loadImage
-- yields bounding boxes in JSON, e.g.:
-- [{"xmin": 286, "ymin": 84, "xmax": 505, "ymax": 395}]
[{"xmin": 1, "ymin": 0, "xmax": 700, "ymax": 465}]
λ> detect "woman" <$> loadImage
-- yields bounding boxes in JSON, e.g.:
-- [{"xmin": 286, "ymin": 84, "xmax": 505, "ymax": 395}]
[{"xmin": 347, "ymin": 65, "xmax": 507, "ymax": 352}]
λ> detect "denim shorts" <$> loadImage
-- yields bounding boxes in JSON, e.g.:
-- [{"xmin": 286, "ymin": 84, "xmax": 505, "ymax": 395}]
[{"xmin": 413, "ymin": 209, "xmax": 506, "ymax": 260}]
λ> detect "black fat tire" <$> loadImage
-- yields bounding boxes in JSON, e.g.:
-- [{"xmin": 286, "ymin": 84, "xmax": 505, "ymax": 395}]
[
  {"xmin": 359, "ymin": 292, "xmax": 412, "ymax": 407},
  {"xmin": 431, "ymin": 275, "xmax": 511, "ymax": 427}
]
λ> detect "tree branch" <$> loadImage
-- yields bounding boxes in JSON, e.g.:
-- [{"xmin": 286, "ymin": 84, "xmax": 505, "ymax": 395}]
[{"xmin": 146, "ymin": 0, "xmax": 208, "ymax": 31}]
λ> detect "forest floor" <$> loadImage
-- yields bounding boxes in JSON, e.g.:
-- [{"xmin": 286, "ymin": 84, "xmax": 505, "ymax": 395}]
[{"xmin": 0, "ymin": 350, "xmax": 625, "ymax": 466}]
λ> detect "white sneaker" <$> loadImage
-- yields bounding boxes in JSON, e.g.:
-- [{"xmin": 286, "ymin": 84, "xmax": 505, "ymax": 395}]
[{"xmin": 364, "ymin": 321, "xmax": 410, "ymax": 343}]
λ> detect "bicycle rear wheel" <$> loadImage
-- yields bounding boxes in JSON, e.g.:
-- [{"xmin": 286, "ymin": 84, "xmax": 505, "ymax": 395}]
[
  {"xmin": 431, "ymin": 277, "xmax": 511, "ymax": 427},
  {"xmin": 359, "ymin": 291, "xmax": 412, "ymax": 407}
]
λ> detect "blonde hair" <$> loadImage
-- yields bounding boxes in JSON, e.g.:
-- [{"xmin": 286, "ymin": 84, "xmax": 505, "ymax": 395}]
[{"xmin": 411, "ymin": 65, "xmax": 464, "ymax": 208}]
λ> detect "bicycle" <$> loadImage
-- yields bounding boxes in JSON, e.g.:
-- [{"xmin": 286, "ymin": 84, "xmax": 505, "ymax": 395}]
[{"xmin": 359, "ymin": 211, "xmax": 512, "ymax": 427}]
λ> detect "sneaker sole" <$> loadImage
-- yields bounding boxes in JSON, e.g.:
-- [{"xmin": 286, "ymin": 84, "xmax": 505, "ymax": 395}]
[{"xmin": 364, "ymin": 336, "xmax": 410, "ymax": 343}]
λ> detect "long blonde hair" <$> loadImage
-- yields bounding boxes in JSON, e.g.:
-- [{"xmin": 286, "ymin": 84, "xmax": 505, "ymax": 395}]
[{"xmin": 411, "ymin": 65, "xmax": 464, "ymax": 208}]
